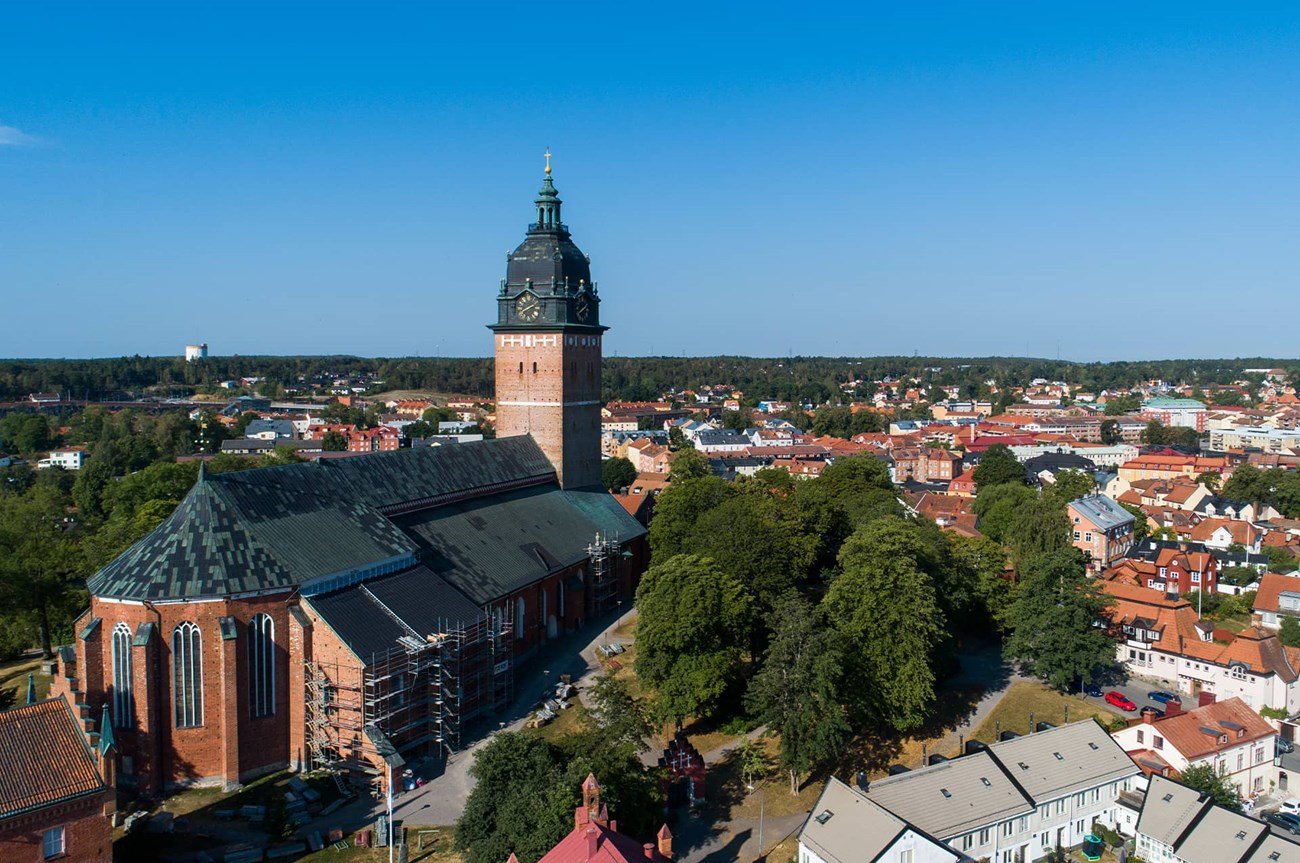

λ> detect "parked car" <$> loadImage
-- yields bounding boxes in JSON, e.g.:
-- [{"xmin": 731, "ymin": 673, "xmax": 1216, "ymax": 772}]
[
  {"xmin": 1148, "ymin": 690, "xmax": 1181, "ymax": 705},
  {"xmin": 1267, "ymin": 812, "xmax": 1300, "ymax": 834},
  {"xmin": 1279, "ymin": 799, "xmax": 1300, "ymax": 815},
  {"xmin": 1084, "ymin": 683, "xmax": 1103, "ymax": 698},
  {"xmin": 1279, "ymin": 739, "xmax": 1296, "ymax": 755},
  {"xmin": 1105, "ymin": 691, "xmax": 1137, "ymax": 711},
  {"xmin": 1140, "ymin": 706, "xmax": 1165, "ymax": 718}
]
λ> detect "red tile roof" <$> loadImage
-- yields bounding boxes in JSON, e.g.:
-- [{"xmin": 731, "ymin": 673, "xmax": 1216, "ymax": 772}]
[
  {"xmin": 1253, "ymin": 573, "xmax": 1300, "ymax": 615},
  {"xmin": 0, "ymin": 696, "xmax": 105, "ymax": 820},
  {"xmin": 1139, "ymin": 697, "xmax": 1274, "ymax": 762}
]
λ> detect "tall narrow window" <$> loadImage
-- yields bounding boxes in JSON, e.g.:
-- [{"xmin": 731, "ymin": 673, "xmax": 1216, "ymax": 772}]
[
  {"xmin": 515, "ymin": 597, "xmax": 526, "ymax": 639},
  {"xmin": 248, "ymin": 613, "xmax": 275, "ymax": 718},
  {"xmin": 111, "ymin": 622, "xmax": 133, "ymax": 728},
  {"xmin": 172, "ymin": 621, "xmax": 203, "ymax": 728}
]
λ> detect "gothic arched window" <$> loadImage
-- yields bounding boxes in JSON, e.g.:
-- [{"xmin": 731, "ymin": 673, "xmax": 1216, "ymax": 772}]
[
  {"xmin": 248, "ymin": 613, "xmax": 275, "ymax": 718},
  {"xmin": 172, "ymin": 621, "xmax": 203, "ymax": 728},
  {"xmin": 111, "ymin": 622, "xmax": 133, "ymax": 728}
]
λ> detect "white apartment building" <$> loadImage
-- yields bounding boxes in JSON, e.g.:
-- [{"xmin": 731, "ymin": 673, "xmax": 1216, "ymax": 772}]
[
  {"xmin": 1136, "ymin": 774, "xmax": 1300, "ymax": 863},
  {"xmin": 1209, "ymin": 426, "xmax": 1300, "ymax": 453},
  {"xmin": 1010, "ymin": 443, "xmax": 1139, "ymax": 468},
  {"xmin": 1111, "ymin": 697, "xmax": 1278, "ymax": 798},
  {"xmin": 37, "ymin": 448, "xmax": 86, "ymax": 470},
  {"xmin": 800, "ymin": 721, "xmax": 1140, "ymax": 863},
  {"xmin": 800, "ymin": 779, "xmax": 959, "ymax": 863}
]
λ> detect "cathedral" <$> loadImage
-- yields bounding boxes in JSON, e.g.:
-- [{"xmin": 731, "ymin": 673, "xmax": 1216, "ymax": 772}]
[{"xmin": 50, "ymin": 161, "xmax": 648, "ymax": 793}]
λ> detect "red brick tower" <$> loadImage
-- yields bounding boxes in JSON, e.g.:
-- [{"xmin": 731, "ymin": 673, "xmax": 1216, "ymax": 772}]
[{"xmin": 491, "ymin": 152, "xmax": 605, "ymax": 489}]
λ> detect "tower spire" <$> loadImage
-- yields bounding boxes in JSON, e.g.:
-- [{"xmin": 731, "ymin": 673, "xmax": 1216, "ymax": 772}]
[{"xmin": 544, "ymin": 147, "xmax": 552, "ymax": 175}]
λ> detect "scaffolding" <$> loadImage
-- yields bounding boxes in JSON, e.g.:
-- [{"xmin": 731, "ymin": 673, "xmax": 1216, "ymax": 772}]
[
  {"xmin": 586, "ymin": 532, "xmax": 622, "ymax": 615},
  {"xmin": 303, "ymin": 613, "xmax": 513, "ymax": 791}
]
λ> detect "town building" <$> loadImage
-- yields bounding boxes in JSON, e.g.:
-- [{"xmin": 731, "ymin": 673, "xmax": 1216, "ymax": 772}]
[
  {"xmin": 0, "ymin": 697, "xmax": 114, "ymax": 863},
  {"xmin": 1135, "ymin": 773, "xmax": 1300, "ymax": 862},
  {"xmin": 49, "ymin": 162, "xmax": 648, "ymax": 796},
  {"xmin": 530, "ymin": 775, "xmax": 673, "ymax": 863},
  {"xmin": 1142, "ymin": 397, "xmax": 1208, "ymax": 432},
  {"xmin": 1068, "ymin": 494, "xmax": 1136, "ymax": 569},
  {"xmin": 822, "ymin": 720, "xmax": 1139, "ymax": 863},
  {"xmin": 1112, "ymin": 697, "xmax": 1278, "ymax": 797},
  {"xmin": 1254, "ymin": 574, "xmax": 1300, "ymax": 630},
  {"xmin": 1101, "ymin": 581, "xmax": 1300, "ymax": 712},
  {"xmin": 799, "ymin": 778, "xmax": 959, "ymax": 863},
  {"xmin": 37, "ymin": 447, "xmax": 87, "ymax": 470}
]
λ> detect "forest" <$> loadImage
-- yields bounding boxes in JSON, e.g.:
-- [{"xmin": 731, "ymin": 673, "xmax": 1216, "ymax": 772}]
[{"xmin": 0, "ymin": 354, "xmax": 1293, "ymax": 404}]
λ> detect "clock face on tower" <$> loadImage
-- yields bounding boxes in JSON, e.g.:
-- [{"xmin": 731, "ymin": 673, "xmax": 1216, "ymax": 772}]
[
  {"xmin": 515, "ymin": 291, "xmax": 540, "ymax": 322},
  {"xmin": 575, "ymin": 294, "xmax": 590, "ymax": 322}
]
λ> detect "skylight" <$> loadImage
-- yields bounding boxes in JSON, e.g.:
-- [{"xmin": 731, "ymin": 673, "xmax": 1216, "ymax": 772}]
[
  {"xmin": 940, "ymin": 788, "xmax": 952, "ymax": 798},
  {"xmin": 815, "ymin": 810, "xmax": 833, "ymax": 825}
]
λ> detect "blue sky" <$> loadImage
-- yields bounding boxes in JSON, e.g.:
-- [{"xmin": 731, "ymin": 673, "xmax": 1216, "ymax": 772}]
[{"xmin": 2, "ymin": 2, "xmax": 1298, "ymax": 361}]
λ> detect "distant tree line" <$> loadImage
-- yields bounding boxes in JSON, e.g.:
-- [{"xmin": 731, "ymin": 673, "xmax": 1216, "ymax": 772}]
[{"xmin": 2, "ymin": 355, "xmax": 1294, "ymax": 404}]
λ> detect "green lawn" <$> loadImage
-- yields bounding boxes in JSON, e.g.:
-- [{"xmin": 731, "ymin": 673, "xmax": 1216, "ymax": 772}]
[
  {"xmin": 969, "ymin": 680, "xmax": 1117, "ymax": 744},
  {"xmin": 0, "ymin": 655, "xmax": 50, "ymax": 708}
]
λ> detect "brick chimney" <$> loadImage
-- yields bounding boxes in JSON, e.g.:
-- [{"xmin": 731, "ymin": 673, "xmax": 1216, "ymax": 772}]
[
  {"xmin": 643, "ymin": 843, "xmax": 656, "ymax": 860},
  {"xmin": 657, "ymin": 825, "xmax": 673, "ymax": 859},
  {"xmin": 585, "ymin": 828, "xmax": 599, "ymax": 859},
  {"xmin": 1198, "ymin": 691, "xmax": 1217, "ymax": 708},
  {"xmin": 1143, "ymin": 710, "xmax": 1157, "ymax": 725},
  {"xmin": 1165, "ymin": 700, "xmax": 1182, "ymax": 717}
]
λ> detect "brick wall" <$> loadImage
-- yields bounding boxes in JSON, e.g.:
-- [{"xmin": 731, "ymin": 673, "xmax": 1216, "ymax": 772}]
[
  {"xmin": 0, "ymin": 790, "xmax": 113, "ymax": 863},
  {"xmin": 79, "ymin": 591, "xmax": 294, "ymax": 792},
  {"xmin": 494, "ymin": 332, "xmax": 602, "ymax": 489}
]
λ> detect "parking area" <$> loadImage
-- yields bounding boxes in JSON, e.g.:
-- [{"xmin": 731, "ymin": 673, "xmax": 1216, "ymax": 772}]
[{"xmin": 1075, "ymin": 676, "xmax": 1181, "ymax": 718}]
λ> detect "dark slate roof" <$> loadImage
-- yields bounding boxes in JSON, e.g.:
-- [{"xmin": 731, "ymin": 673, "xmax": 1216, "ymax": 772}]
[
  {"xmin": 1069, "ymin": 494, "xmax": 1134, "ymax": 532},
  {"xmin": 305, "ymin": 564, "xmax": 487, "ymax": 661},
  {"xmin": 87, "ymin": 469, "xmax": 416, "ymax": 600},
  {"xmin": 87, "ymin": 437, "xmax": 643, "ymax": 603},
  {"xmin": 395, "ymin": 484, "xmax": 643, "ymax": 605},
  {"xmin": 0, "ymin": 697, "xmax": 105, "ymax": 820}
]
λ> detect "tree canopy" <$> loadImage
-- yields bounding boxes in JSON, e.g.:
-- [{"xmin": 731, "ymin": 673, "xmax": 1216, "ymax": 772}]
[
  {"xmin": 633, "ymin": 554, "xmax": 753, "ymax": 725},
  {"xmin": 973, "ymin": 443, "xmax": 1026, "ymax": 491}
]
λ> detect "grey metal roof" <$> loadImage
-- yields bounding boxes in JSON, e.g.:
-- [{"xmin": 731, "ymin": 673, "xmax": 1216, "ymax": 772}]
[
  {"xmin": 1136, "ymin": 775, "xmax": 1208, "ymax": 848},
  {"xmin": 696, "ymin": 431, "xmax": 749, "ymax": 446},
  {"xmin": 863, "ymin": 750, "xmax": 1034, "ymax": 840},
  {"xmin": 1246, "ymin": 834, "xmax": 1300, "ymax": 863},
  {"xmin": 305, "ymin": 564, "xmax": 486, "ymax": 662},
  {"xmin": 983, "ymin": 719, "xmax": 1138, "ymax": 802},
  {"xmin": 1069, "ymin": 493, "xmax": 1135, "ymax": 532},
  {"xmin": 800, "ymin": 778, "xmax": 958, "ymax": 863},
  {"xmin": 1175, "ymin": 804, "xmax": 1266, "ymax": 863}
]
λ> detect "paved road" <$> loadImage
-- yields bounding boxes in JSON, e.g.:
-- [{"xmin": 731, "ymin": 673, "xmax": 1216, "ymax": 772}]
[{"xmin": 379, "ymin": 606, "xmax": 634, "ymax": 827}]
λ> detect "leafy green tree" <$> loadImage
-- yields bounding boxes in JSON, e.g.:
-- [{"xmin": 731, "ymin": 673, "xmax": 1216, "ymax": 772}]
[
  {"xmin": 973, "ymin": 444, "xmax": 1025, "ymax": 491},
  {"xmin": 688, "ymin": 493, "xmax": 817, "ymax": 609},
  {"xmin": 719, "ymin": 410, "xmax": 750, "ymax": 432},
  {"xmin": 600, "ymin": 457, "xmax": 638, "ymax": 492},
  {"xmin": 1279, "ymin": 617, "xmax": 1300, "ymax": 648},
  {"xmin": 1046, "ymin": 470, "xmax": 1095, "ymax": 506},
  {"xmin": 745, "ymin": 594, "xmax": 849, "ymax": 793},
  {"xmin": 194, "ymin": 409, "xmax": 226, "ymax": 453},
  {"xmin": 1003, "ymin": 550, "xmax": 1115, "ymax": 690},
  {"xmin": 455, "ymin": 733, "xmax": 580, "ymax": 863},
  {"xmin": 321, "ymin": 430, "xmax": 348, "ymax": 451},
  {"xmin": 1177, "ymin": 764, "xmax": 1243, "ymax": 812},
  {"xmin": 0, "ymin": 486, "xmax": 85, "ymax": 656},
  {"xmin": 795, "ymin": 455, "xmax": 900, "ymax": 528},
  {"xmin": 1099, "ymin": 419, "xmax": 1120, "ymax": 445},
  {"xmin": 1118, "ymin": 502, "xmax": 1150, "ymax": 542},
  {"xmin": 668, "ymin": 446, "xmax": 711, "ymax": 480},
  {"xmin": 949, "ymin": 533, "xmax": 1016, "ymax": 630},
  {"xmin": 1196, "ymin": 470, "xmax": 1222, "ymax": 493},
  {"xmin": 1006, "ymin": 491, "xmax": 1075, "ymax": 568},
  {"xmin": 0, "ymin": 413, "xmax": 54, "ymax": 455},
  {"xmin": 588, "ymin": 673, "xmax": 654, "ymax": 752},
  {"xmin": 1103, "ymin": 395, "xmax": 1140, "ymax": 416},
  {"xmin": 824, "ymin": 518, "xmax": 943, "ymax": 731},
  {"xmin": 634, "ymin": 554, "xmax": 753, "ymax": 725},
  {"xmin": 233, "ymin": 411, "xmax": 260, "ymax": 437},
  {"xmin": 647, "ymin": 475, "xmax": 730, "ymax": 562},
  {"xmin": 972, "ymin": 483, "xmax": 1036, "ymax": 545},
  {"xmin": 667, "ymin": 425, "xmax": 690, "ymax": 451}
]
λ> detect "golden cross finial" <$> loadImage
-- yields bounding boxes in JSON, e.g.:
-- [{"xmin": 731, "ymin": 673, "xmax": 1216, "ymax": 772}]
[{"xmin": 544, "ymin": 148, "xmax": 552, "ymax": 175}]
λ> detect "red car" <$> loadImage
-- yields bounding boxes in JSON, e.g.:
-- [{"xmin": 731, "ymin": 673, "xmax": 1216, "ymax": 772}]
[{"xmin": 1105, "ymin": 691, "xmax": 1137, "ymax": 711}]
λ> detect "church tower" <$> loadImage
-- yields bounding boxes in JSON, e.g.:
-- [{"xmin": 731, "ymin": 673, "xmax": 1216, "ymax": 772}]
[{"xmin": 491, "ymin": 153, "xmax": 605, "ymax": 489}]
